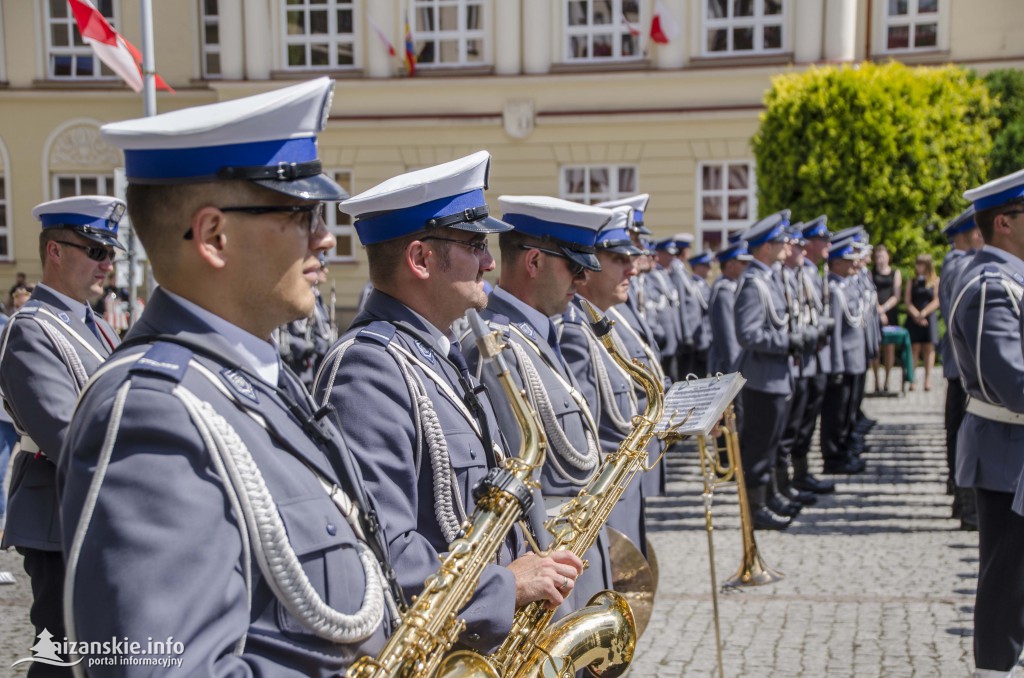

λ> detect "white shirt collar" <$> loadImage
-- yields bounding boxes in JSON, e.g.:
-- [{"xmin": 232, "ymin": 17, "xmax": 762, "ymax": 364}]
[
  {"xmin": 35, "ymin": 283, "xmax": 90, "ymax": 324},
  {"xmin": 491, "ymin": 286, "xmax": 552, "ymax": 344}
]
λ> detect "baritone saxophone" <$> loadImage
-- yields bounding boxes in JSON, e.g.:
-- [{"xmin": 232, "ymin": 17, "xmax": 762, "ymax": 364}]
[{"xmin": 347, "ymin": 308, "xmax": 546, "ymax": 678}]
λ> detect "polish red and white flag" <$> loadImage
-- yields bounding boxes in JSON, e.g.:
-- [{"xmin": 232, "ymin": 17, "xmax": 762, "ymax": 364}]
[{"xmin": 650, "ymin": 0, "xmax": 681, "ymax": 45}]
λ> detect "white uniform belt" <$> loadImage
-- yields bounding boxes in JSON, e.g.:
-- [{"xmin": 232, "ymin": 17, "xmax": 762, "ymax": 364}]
[
  {"xmin": 19, "ymin": 436, "xmax": 43, "ymax": 456},
  {"xmin": 966, "ymin": 398, "xmax": 1024, "ymax": 425}
]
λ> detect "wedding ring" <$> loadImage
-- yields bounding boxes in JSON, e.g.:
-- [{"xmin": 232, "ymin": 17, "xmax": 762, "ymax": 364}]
[{"xmin": 561, "ymin": 576, "xmax": 569, "ymax": 590}]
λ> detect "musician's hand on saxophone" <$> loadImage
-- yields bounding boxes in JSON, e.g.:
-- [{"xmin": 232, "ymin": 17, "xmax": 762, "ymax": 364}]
[{"xmin": 506, "ymin": 550, "xmax": 585, "ymax": 610}]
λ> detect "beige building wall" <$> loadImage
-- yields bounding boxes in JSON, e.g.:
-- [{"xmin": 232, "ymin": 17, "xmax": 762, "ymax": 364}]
[{"xmin": 0, "ymin": 0, "xmax": 1021, "ymax": 314}]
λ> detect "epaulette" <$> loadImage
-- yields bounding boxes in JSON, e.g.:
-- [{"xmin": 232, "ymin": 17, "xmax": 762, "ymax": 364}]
[
  {"xmin": 356, "ymin": 321, "xmax": 396, "ymax": 349},
  {"xmin": 128, "ymin": 341, "xmax": 193, "ymax": 384}
]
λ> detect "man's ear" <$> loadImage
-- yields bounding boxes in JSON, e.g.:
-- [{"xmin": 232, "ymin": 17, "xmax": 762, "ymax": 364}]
[
  {"xmin": 524, "ymin": 247, "xmax": 543, "ymax": 278},
  {"xmin": 189, "ymin": 206, "xmax": 229, "ymax": 270},
  {"xmin": 406, "ymin": 239, "xmax": 432, "ymax": 281}
]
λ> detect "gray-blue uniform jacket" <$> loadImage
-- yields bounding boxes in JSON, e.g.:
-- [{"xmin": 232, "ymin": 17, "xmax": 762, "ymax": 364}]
[
  {"xmin": 803, "ymin": 260, "xmax": 833, "ymax": 374},
  {"xmin": 646, "ymin": 268, "xmax": 681, "ymax": 358},
  {"xmin": 0, "ymin": 284, "xmax": 118, "ymax": 552},
  {"xmin": 315, "ymin": 289, "xmax": 520, "ymax": 651},
  {"xmin": 707, "ymin": 276, "xmax": 741, "ymax": 375},
  {"xmin": 947, "ymin": 246, "xmax": 1024, "ymax": 512},
  {"xmin": 734, "ymin": 259, "xmax": 793, "ymax": 395},
  {"xmin": 939, "ymin": 248, "xmax": 972, "ymax": 380},
  {"xmin": 467, "ymin": 289, "xmax": 613, "ymax": 610},
  {"xmin": 783, "ymin": 265, "xmax": 819, "ymax": 378},
  {"xmin": 857, "ymin": 269, "xmax": 881, "ymax": 361},
  {"xmin": 59, "ymin": 288, "xmax": 393, "ymax": 675},
  {"xmin": 558, "ymin": 297, "xmax": 651, "ymax": 557},
  {"xmin": 691, "ymin": 274, "xmax": 712, "ymax": 355},
  {"xmin": 828, "ymin": 272, "xmax": 867, "ymax": 376},
  {"xmin": 668, "ymin": 259, "xmax": 699, "ymax": 348}
]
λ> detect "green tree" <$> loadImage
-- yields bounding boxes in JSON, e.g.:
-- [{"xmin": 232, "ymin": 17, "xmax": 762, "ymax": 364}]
[
  {"xmin": 984, "ymin": 68, "xmax": 1024, "ymax": 179},
  {"xmin": 752, "ymin": 62, "xmax": 997, "ymax": 269}
]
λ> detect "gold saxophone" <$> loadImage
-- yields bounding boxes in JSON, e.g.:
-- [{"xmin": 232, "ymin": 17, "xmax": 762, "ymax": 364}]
[
  {"xmin": 347, "ymin": 308, "xmax": 546, "ymax": 678},
  {"xmin": 438, "ymin": 300, "xmax": 681, "ymax": 678}
]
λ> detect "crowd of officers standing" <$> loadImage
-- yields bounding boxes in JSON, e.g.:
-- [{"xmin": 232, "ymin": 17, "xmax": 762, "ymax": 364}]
[{"xmin": 1, "ymin": 75, "xmax": 1020, "ymax": 678}]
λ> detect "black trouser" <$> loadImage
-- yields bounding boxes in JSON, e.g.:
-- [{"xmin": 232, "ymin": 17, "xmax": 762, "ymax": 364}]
[
  {"xmin": 17, "ymin": 547, "xmax": 71, "ymax": 677},
  {"xmin": 739, "ymin": 388, "xmax": 790, "ymax": 491},
  {"xmin": 661, "ymin": 354, "xmax": 676, "ymax": 383},
  {"xmin": 676, "ymin": 348, "xmax": 695, "ymax": 380},
  {"xmin": 820, "ymin": 374, "xmax": 853, "ymax": 463},
  {"xmin": 974, "ymin": 489, "xmax": 1024, "ymax": 671},
  {"xmin": 778, "ymin": 375, "xmax": 810, "ymax": 465},
  {"xmin": 845, "ymin": 371, "xmax": 866, "ymax": 443},
  {"xmin": 797, "ymin": 372, "xmax": 827, "ymax": 461},
  {"xmin": 691, "ymin": 349, "xmax": 708, "ymax": 379},
  {"xmin": 945, "ymin": 377, "xmax": 967, "ymax": 486}
]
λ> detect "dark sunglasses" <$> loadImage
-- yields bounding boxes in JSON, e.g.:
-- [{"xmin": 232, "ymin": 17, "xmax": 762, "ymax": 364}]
[
  {"xmin": 185, "ymin": 203, "xmax": 327, "ymax": 239},
  {"xmin": 55, "ymin": 240, "xmax": 116, "ymax": 262},
  {"xmin": 519, "ymin": 244, "xmax": 586, "ymax": 277},
  {"xmin": 421, "ymin": 235, "xmax": 490, "ymax": 253}
]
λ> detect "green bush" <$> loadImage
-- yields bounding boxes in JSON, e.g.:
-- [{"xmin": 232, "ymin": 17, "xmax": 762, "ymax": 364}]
[
  {"xmin": 752, "ymin": 62, "xmax": 997, "ymax": 270},
  {"xmin": 984, "ymin": 69, "xmax": 1024, "ymax": 179}
]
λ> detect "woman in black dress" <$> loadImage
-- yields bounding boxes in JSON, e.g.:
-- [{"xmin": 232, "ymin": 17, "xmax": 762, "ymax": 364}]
[
  {"xmin": 871, "ymin": 244, "xmax": 902, "ymax": 392},
  {"xmin": 903, "ymin": 253, "xmax": 940, "ymax": 390}
]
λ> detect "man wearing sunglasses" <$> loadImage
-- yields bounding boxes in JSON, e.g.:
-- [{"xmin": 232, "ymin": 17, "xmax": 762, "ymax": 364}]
[
  {"xmin": 462, "ymin": 194, "xmax": 614, "ymax": 612},
  {"xmin": 0, "ymin": 195, "xmax": 123, "ymax": 671}
]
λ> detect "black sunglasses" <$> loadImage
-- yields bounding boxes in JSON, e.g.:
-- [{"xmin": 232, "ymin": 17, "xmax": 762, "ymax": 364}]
[
  {"xmin": 185, "ymin": 203, "xmax": 327, "ymax": 239},
  {"xmin": 519, "ymin": 244, "xmax": 586, "ymax": 277},
  {"xmin": 421, "ymin": 235, "xmax": 489, "ymax": 253},
  {"xmin": 55, "ymin": 240, "xmax": 116, "ymax": 262}
]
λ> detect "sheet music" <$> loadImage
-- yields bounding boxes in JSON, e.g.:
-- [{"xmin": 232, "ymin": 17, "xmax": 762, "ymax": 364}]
[{"xmin": 655, "ymin": 372, "xmax": 746, "ymax": 437}]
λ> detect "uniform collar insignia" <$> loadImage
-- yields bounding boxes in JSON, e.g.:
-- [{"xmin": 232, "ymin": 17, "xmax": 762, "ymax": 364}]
[
  {"xmin": 518, "ymin": 322, "xmax": 536, "ymax": 339},
  {"xmin": 57, "ymin": 311, "xmax": 71, "ymax": 323},
  {"xmin": 221, "ymin": 368, "xmax": 258, "ymax": 403},
  {"xmin": 414, "ymin": 339, "xmax": 436, "ymax": 365}
]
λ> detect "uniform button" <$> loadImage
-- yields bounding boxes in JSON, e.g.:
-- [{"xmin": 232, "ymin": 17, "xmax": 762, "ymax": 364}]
[
  {"xmin": 326, "ymin": 523, "xmax": 337, "ymax": 536},
  {"xmin": 469, "ymin": 447, "xmax": 477, "ymax": 459},
  {"xmin": 467, "ymin": 633, "xmax": 480, "ymax": 642},
  {"xmin": 563, "ymin": 399, "xmax": 570, "ymax": 408}
]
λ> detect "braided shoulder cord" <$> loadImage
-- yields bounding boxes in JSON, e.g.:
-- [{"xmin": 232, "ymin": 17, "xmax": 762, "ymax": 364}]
[
  {"xmin": 833, "ymin": 283, "xmax": 864, "ymax": 328},
  {"xmin": 581, "ymin": 320, "xmax": 636, "ymax": 436},
  {"xmin": 750, "ymin": 276, "xmax": 790, "ymax": 329},
  {"xmin": 608, "ymin": 307, "xmax": 667, "ymax": 385}
]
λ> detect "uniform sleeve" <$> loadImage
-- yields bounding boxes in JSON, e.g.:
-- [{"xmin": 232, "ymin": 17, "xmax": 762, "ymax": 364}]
[
  {"xmin": 829, "ymin": 287, "xmax": 845, "ymax": 375},
  {"xmin": 60, "ymin": 380, "xmax": 277, "ymax": 677},
  {"xmin": 733, "ymin": 282, "xmax": 789, "ymax": 356},
  {"xmin": 558, "ymin": 323, "xmax": 599, "ymax": 421},
  {"xmin": 709, "ymin": 292, "xmax": 735, "ymax": 361},
  {"xmin": 320, "ymin": 341, "xmax": 515, "ymax": 650},
  {"xmin": 0, "ymin": 317, "xmax": 82, "ymax": 464}
]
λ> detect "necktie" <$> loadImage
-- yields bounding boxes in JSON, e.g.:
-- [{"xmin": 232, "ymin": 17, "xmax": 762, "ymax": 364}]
[
  {"xmin": 84, "ymin": 305, "xmax": 103, "ymax": 342},
  {"xmin": 447, "ymin": 340, "xmax": 497, "ymax": 467},
  {"xmin": 547, "ymin": 319, "xmax": 567, "ymax": 370},
  {"xmin": 447, "ymin": 340, "xmax": 472, "ymax": 383}
]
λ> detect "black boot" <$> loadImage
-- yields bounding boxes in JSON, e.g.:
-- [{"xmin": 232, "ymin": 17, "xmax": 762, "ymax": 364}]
[
  {"xmin": 956, "ymin": 486, "xmax": 978, "ymax": 531},
  {"xmin": 792, "ymin": 456, "xmax": 836, "ymax": 494},
  {"xmin": 749, "ymin": 485, "xmax": 790, "ymax": 531},
  {"xmin": 767, "ymin": 469, "xmax": 802, "ymax": 517},
  {"xmin": 777, "ymin": 462, "xmax": 817, "ymax": 505}
]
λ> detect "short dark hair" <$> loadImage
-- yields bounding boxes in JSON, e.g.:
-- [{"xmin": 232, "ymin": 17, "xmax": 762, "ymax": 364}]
[
  {"xmin": 976, "ymin": 197, "xmax": 1024, "ymax": 243},
  {"xmin": 497, "ymin": 229, "xmax": 552, "ymax": 266},
  {"xmin": 38, "ymin": 227, "xmax": 75, "ymax": 265},
  {"xmin": 365, "ymin": 230, "xmax": 453, "ymax": 287}
]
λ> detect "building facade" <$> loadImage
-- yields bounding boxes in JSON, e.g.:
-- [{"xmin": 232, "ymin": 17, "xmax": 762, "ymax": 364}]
[{"xmin": 0, "ymin": 0, "xmax": 1021, "ymax": 314}]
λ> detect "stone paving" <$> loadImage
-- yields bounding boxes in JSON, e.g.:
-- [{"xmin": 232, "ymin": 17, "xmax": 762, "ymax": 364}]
[{"xmin": 0, "ymin": 371, "xmax": 992, "ymax": 676}]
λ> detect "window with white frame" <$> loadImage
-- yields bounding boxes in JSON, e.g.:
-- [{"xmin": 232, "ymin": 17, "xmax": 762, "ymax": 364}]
[
  {"xmin": 283, "ymin": 0, "xmax": 356, "ymax": 69},
  {"xmin": 326, "ymin": 169, "xmax": 355, "ymax": 261},
  {"xmin": 565, "ymin": 0, "xmax": 642, "ymax": 62},
  {"xmin": 0, "ymin": 177, "xmax": 10, "ymax": 260},
  {"xmin": 45, "ymin": 0, "xmax": 117, "ymax": 79},
  {"xmin": 704, "ymin": 0, "xmax": 785, "ymax": 56},
  {"xmin": 561, "ymin": 165, "xmax": 638, "ymax": 204},
  {"xmin": 413, "ymin": 0, "xmax": 486, "ymax": 67},
  {"xmin": 696, "ymin": 161, "xmax": 756, "ymax": 252},
  {"xmin": 200, "ymin": 0, "xmax": 222, "ymax": 78},
  {"xmin": 53, "ymin": 174, "xmax": 116, "ymax": 200},
  {"xmin": 882, "ymin": 0, "xmax": 939, "ymax": 51}
]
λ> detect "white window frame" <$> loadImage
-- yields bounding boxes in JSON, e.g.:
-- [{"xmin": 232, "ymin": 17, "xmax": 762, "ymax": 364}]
[
  {"xmin": 281, "ymin": 0, "xmax": 359, "ymax": 71},
  {"xmin": 410, "ymin": 0, "xmax": 488, "ymax": 69},
  {"xmin": 560, "ymin": 164, "xmax": 639, "ymax": 204},
  {"xmin": 52, "ymin": 173, "xmax": 116, "ymax": 200},
  {"xmin": 563, "ymin": 0, "xmax": 644, "ymax": 63},
  {"xmin": 876, "ymin": 0, "xmax": 947, "ymax": 54},
  {"xmin": 326, "ymin": 168, "xmax": 355, "ymax": 262},
  {"xmin": 0, "ymin": 175, "xmax": 11, "ymax": 262},
  {"xmin": 701, "ymin": 0, "xmax": 786, "ymax": 57},
  {"xmin": 695, "ymin": 160, "xmax": 757, "ymax": 251},
  {"xmin": 200, "ymin": 0, "xmax": 222, "ymax": 78},
  {"xmin": 44, "ymin": 0, "xmax": 118, "ymax": 81}
]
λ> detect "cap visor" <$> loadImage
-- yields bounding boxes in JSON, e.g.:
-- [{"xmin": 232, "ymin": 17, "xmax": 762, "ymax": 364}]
[
  {"xmin": 602, "ymin": 243, "xmax": 644, "ymax": 256},
  {"xmin": 560, "ymin": 246, "xmax": 601, "ymax": 271},
  {"xmin": 448, "ymin": 214, "xmax": 513, "ymax": 235},
  {"xmin": 253, "ymin": 173, "xmax": 350, "ymax": 202},
  {"xmin": 631, "ymin": 225, "xmax": 653, "ymax": 235},
  {"xmin": 78, "ymin": 230, "xmax": 126, "ymax": 251}
]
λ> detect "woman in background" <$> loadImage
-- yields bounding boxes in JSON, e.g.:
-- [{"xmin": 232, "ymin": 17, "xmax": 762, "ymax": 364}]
[
  {"xmin": 903, "ymin": 253, "xmax": 940, "ymax": 390},
  {"xmin": 871, "ymin": 244, "xmax": 902, "ymax": 392}
]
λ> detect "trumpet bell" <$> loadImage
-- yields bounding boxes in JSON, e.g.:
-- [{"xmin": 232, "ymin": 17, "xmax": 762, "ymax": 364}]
[{"xmin": 606, "ymin": 528, "xmax": 655, "ymax": 638}]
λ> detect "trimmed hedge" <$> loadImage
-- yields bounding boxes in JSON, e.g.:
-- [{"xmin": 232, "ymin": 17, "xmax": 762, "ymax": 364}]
[{"xmin": 984, "ymin": 68, "xmax": 1024, "ymax": 180}]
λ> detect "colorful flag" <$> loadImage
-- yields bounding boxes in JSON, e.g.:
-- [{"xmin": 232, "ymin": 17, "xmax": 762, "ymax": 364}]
[
  {"xmin": 368, "ymin": 15, "xmax": 397, "ymax": 57},
  {"xmin": 403, "ymin": 11, "xmax": 416, "ymax": 76},
  {"xmin": 650, "ymin": 0, "xmax": 681, "ymax": 45},
  {"xmin": 622, "ymin": 14, "xmax": 641, "ymax": 38},
  {"xmin": 67, "ymin": 0, "xmax": 173, "ymax": 92}
]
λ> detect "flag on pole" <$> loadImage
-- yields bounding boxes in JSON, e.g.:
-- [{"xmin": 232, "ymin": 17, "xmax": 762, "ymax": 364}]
[
  {"xmin": 403, "ymin": 11, "xmax": 416, "ymax": 76},
  {"xmin": 67, "ymin": 0, "xmax": 173, "ymax": 92},
  {"xmin": 621, "ymin": 14, "xmax": 641, "ymax": 38},
  {"xmin": 650, "ymin": 0, "xmax": 681, "ymax": 45},
  {"xmin": 368, "ymin": 15, "xmax": 397, "ymax": 57}
]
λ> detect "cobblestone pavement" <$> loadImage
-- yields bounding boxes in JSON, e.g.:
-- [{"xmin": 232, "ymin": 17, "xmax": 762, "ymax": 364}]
[{"xmin": 0, "ymin": 371, "xmax": 988, "ymax": 676}]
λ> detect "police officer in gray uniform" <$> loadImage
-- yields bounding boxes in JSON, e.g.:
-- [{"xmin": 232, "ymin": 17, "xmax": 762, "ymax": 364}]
[
  {"xmin": 938, "ymin": 206, "xmax": 980, "ymax": 530},
  {"xmin": 669, "ymin": 234, "xmax": 701, "ymax": 378},
  {"xmin": 687, "ymin": 250, "xmax": 713, "ymax": 377},
  {"xmin": 707, "ymin": 241, "xmax": 751, "ymax": 377},
  {"xmin": 560, "ymin": 208, "xmax": 654, "ymax": 557},
  {"xmin": 651, "ymin": 239, "xmax": 683, "ymax": 376},
  {"xmin": 0, "ymin": 196, "xmax": 123, "ymax": 673},
  {"xmin": 60, "ymin": 79, "xmax": 400, "ymax": 675},
  {"xmin": 948, "ymin": 169, "xmax": 1024, "ymax": 678},
  {"xmin": 734, "ymin": 211, "xmax": 810, "ymax": 529},
  {"xmin": 465, "ymin": 194, "xmax": 613, "ymax": 611},
  {"xmin": 315, "ymin": 153, "xmax": 583, "ymax": 653}
]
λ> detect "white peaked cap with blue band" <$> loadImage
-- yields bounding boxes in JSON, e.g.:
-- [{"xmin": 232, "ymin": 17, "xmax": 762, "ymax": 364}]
[
  {"xmin": 671, "ymin": 232, "xmax": 695, "ymax": 248},
  {"xmin": 33, "ymin": 195, "xmax": 127, "ymax": 251},
  {"xmin": 595, "ymin": 205, "xmax": 643, "ymax": 255},
  {"xmin": 341, "ymin": 150, "xmax": 512, "ymax": 245},
  {"xmin": 943, "ymin": 205, "xmax": 976, "ymax": 239},
  {"xmin": 716, "ymin": 241, "xmax": 752, "ymax": 263},
  {"xmin": 964, "ymin": 167, "xmax": 1024, "ymax": 210},
  {"xmin": 596, "ymin": 194, "xmax": 651, "ymax": 234},
  {"xmin": 828, "ymin": 237, "xmax": 860, "ymax": 261},
  {"xmin": 100, "ymin": 77, "xmax": 345, "ymax": 201},
  {"xmin": 498, "ymin": 195, "xmax": 609, "ymax": 271},
  {"xmin": 743, "ymin": 209, "xmax": 791, "ymax": 247}
]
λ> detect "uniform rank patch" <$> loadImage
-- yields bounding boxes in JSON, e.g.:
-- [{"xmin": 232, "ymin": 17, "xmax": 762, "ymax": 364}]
[
  {"xmin": 221, "ymin": 368, "xmax": 258, "ymax": 403},
  {"xmin": 58, "ymin": 311, "xmax": 71, "ymax": 323},
  {"xmin": 414, "ymin": 339, "xmax": 435, "ymax": 365},
  {"xmin": 518, "ymin": 322, "xmax": 535, "ymax": 339}
]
